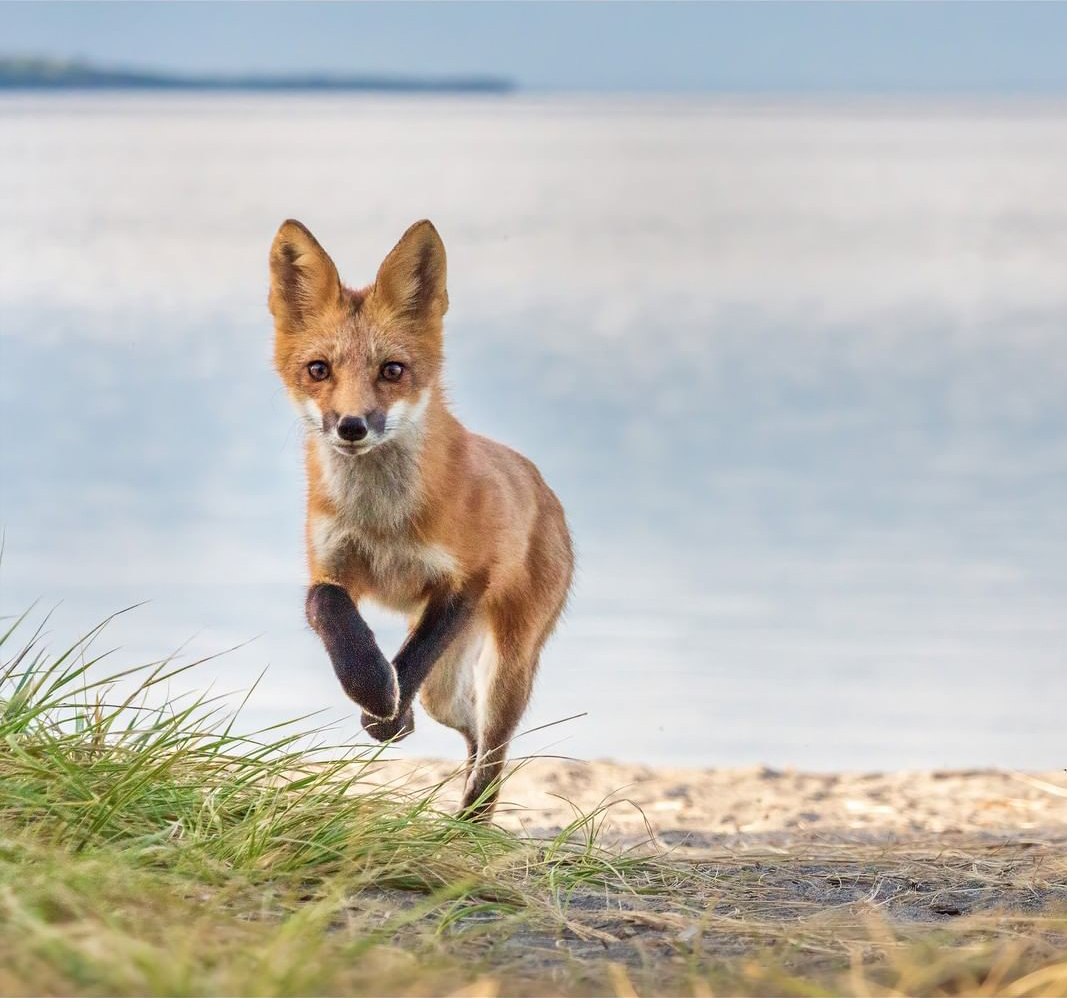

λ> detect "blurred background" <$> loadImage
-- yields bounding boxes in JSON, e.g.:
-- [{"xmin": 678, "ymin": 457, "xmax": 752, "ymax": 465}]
[{"xmin": 1, "ymin": 2, "xmax": 1065, "ymax": 770}]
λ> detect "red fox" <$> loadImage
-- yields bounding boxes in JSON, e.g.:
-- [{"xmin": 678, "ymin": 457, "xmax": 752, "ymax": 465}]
[{"xmin": 268, "ymin": 219, "xmax": 574, "ymax": 819}]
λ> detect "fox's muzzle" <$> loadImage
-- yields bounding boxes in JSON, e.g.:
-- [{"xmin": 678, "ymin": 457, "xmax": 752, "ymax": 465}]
[{"xmin": 321, "ymin": 408, "xmax": 387, "ymax": 450}]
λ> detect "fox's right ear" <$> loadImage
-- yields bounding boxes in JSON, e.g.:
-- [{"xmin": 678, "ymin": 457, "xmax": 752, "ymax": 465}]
[{"xmin": 268, "ymin": 220, "xmax": 342, "ymax": 330}]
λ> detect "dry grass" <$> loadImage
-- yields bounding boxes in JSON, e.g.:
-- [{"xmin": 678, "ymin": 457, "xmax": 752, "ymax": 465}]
[{"xmin": 1, "ymin": 601, "xmax": 1065, "ymax": 997}]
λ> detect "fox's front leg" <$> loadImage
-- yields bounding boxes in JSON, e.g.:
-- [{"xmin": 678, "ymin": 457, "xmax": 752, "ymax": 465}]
[
  {"xmin": 306, "ymin": 583, "xmax": 399, "ymax": 720},
  {"xmin": 361, "ymin": 587, "xmax": 479, "ymax": 742}
]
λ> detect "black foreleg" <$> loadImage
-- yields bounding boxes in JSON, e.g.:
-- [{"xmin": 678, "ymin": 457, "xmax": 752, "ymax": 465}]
[
  {"xmin": 306, "ymin": 583, "xmax": 398, "ymax": 720},
  {"xmin": 361, "ymin": 588, "xmax": 478, "ymax": 742}
]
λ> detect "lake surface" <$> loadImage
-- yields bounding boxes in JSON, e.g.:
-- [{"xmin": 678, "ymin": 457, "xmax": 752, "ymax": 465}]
[{"xmin": 1, "ymin": 93, "xmax": 1065, "ymax": 770}]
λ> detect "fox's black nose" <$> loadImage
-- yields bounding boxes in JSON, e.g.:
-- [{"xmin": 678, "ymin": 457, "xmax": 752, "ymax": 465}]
[{"xmin": 337, "ymin": 416, "xmax": 369, "ymax": 442}]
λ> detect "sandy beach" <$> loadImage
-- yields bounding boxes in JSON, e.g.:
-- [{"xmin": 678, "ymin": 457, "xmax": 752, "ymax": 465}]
[{"xmin": 361, "ymin": 757, "xmax": 1067, "ymax": 849}]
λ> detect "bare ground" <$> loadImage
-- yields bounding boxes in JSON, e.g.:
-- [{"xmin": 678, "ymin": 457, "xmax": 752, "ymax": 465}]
[{"xmin": 354, "ymin": 758, "xmax": 1067, "ymax": 995}]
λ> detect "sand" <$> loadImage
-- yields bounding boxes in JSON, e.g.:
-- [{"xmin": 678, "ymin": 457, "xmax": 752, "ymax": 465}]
[{"xmin": 359, "ymin": 757, "xmax": 1067, "ymax": 850}]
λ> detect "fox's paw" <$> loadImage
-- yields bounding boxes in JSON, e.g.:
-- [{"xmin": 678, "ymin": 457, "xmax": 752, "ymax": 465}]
[{"xmin": 361, "ymin": 705, "xmax": 415, "ymax": 743}]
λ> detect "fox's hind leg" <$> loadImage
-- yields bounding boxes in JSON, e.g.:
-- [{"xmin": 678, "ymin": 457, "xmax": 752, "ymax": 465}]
[
  {"xmin": 421, "ymin": 591, "xmax": 562, "ymax": 822},
  {"xmin": 418, "ymin": 618, "xmax": 485, "ymax": 759},
  {"xmin": 459, "ymin": 629, "xmax": 539, "ymax": 821},
  {"xmin": 458, "ymin": 568, "xmax": 572, "ymax": 821}
]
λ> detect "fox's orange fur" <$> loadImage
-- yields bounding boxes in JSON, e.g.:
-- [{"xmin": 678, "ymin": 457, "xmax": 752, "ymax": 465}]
[{"xmin": 268, "ymin": 219, "xmax": 573, "ymax": 818}]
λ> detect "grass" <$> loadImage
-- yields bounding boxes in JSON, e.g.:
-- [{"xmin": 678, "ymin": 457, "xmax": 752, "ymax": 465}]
[{"xmin": 1, "ymin": 602, "xmax": 1066, "ymax": 996}]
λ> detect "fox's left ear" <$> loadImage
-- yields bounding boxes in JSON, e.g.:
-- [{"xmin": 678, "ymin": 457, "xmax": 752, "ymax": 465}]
[
  {"xmin": 373, "ymin": 220, "xmax": 448, "ymax": 321},
  {"xmin": 268, "ymin": 219, "xmax": 343, "ymax": 330}
]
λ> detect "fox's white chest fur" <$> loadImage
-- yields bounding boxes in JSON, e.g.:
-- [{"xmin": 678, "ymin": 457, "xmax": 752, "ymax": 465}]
[{"xmin": 310, "ymin": 437, "xmax": 457, "ymax": 609}]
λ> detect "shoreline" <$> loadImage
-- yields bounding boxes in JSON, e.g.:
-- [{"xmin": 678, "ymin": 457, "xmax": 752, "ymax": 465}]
[{"xmin": 358, "ymin": 757, "xmax": 1067, "ymax": 849}]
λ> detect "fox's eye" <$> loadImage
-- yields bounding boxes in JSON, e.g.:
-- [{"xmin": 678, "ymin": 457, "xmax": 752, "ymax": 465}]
[
  {"xmin": 380, "ymin": 362, "xmax": 405, "ymax": 383},
  {"xmin": 307, "ymin": 360, "xmax": 330, "ymax": 381}
]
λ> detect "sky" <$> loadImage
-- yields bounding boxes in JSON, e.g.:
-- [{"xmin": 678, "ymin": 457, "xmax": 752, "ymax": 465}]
[{"xmin": 3, "ymin": 1, "xmax": 1067, "ymax": 93}]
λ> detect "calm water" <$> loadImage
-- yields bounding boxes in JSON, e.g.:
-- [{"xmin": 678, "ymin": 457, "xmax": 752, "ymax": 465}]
[{"xmin": 1, "ymin": 93, "xmax": 1065, "ymax": 769}]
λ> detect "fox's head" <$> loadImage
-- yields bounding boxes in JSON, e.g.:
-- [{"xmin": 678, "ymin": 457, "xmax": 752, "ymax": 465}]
[{"xmin": 269, "ymin": 219, "xmax": 448, "ymax": 456}]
